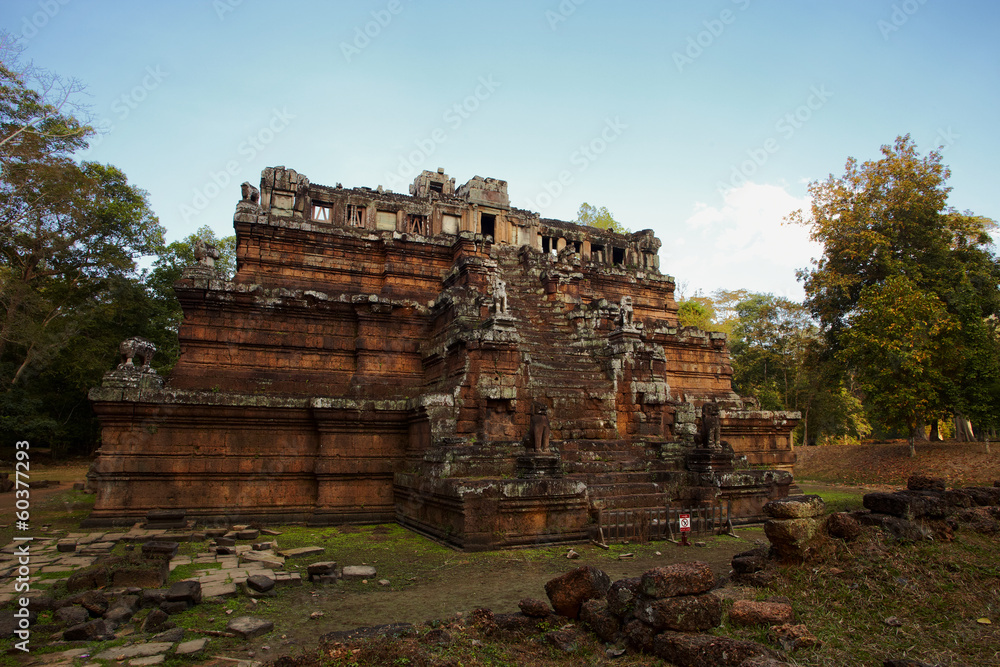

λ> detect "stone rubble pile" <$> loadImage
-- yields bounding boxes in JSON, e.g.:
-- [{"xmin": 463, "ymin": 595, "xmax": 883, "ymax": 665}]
[
  {"xmin": 540, "ymin": 563, "xmax": 789, "ymax": 667},
  {"xmin": 0, "ymin": 519, "xmax": 380, "ymax": 664}
]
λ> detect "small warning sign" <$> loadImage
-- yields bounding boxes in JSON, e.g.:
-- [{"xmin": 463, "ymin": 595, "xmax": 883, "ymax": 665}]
[{"xmin": 679, "ymin": 513, "xmax": 691, "ymax": 533}]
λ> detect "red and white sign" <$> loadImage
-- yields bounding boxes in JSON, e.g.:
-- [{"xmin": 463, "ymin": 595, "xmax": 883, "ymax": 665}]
[{"xmin": 679, "ymin": 514, "xmax": 691, "ymax": 533}]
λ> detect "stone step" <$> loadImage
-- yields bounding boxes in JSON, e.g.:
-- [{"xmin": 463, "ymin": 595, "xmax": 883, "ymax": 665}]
[
  {"xmin": 592, "ymin": 493, "xmax": 672, "ymax": 510},
  {"xmin": 580, "ymin": 471, "xmax": 668, "ymax": 485},
  {"xmin": 563, "ymin": 460, "xmax": 649, "ymax": 474},
  {"xmin": 587, "ymin": 482, "xmax": 662, "ymax": 496},
  {"xmin": 556, "ymin": 439, "xmax": 629, "ymax": 451}
]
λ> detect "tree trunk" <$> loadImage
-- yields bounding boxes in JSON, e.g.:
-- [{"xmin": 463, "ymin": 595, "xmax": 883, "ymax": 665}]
[
  {"xmin": 915, "ymin": 421, "xmax": 929, "ymax": 442},
  {"xmin": 955, "ymin": 414, "xmax": 975, "ymax": 442},
  {"xmin": 929, "ymin": 421, "xmax": 941, "ymax": 441},
  {"xmin": 908, "ymin": 430, "xmax": 916, "ymax": 458}
]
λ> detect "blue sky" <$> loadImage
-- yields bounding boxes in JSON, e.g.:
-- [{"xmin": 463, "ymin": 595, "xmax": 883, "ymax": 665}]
[{"xmin": 4, "ymin": 0, "xmax": 998, "ymax": 300}]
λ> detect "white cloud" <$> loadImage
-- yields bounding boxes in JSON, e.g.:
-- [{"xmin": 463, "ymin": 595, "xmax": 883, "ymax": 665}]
[{"xmin": 662, "ymin": 182, "xmax": 822, "ymax": 300}]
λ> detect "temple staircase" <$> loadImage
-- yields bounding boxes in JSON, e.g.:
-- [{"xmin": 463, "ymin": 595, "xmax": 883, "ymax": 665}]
[{"xmin": 495, "ymin": 251, "xmax": 619, "ymax": 440}]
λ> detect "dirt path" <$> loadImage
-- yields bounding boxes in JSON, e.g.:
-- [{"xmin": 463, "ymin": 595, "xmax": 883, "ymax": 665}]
[{"xmin": 249, "ymin": 530, "xmax": 765, "ymax": 659}]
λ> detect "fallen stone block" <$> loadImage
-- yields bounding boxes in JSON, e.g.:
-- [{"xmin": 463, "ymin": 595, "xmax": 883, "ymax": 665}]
[
  {"xmin": 634, "ymin": 592, "xmax": 722, "ymax": 632},
  {"xmin": 763, "ymin": 495, "xmax": 825, "ymax": 519},
  {"xmin": 764, "ymin": 518, "xmax": 822, "ymax": 560},
  {"xmin": 175, "ymin": 638, "xmax": 208, "ymax": 655},
  {"xmin": 728, "ymin": 600, "xmax": 795, "ymax": 627},
  {"xmin": 907, "ymin": 474, "xmax": 945, "ymax": 492},
  {"xmin": 55, "ymin": 606, "xmax": 89, "ymax": 626},
  {"xmin": 856, "ymin": 513, "xmax": 932, "ymax": 541},
  {"xmin": 653, "ymin": 631, "xmax": 777, "ymax": 666},
  {"xmin": 226, "ymin": 616, "xmax": 274, "ymax": 639},
  {"xmin": 580, "ymin": 598, "xmax": 620, "ymax": 643},
  {"xmin": 166, "ymin": 580, "xmax": 201, "ymax": 605},
  {"xmin": 544, "ymin": 565, "xmax": 611, "ymax": 619},
  {"xmin": 341, "ymin": 565, "xmax": 377, "ymax": 580},
  {"xmin": 640, "ymin": 561, "xmax": 714, "ymax": 599},
  {"xmin": 94, "ymin": 641, "xmax": 174, "ymax": 660},
  {"xmin": 141, "ymin": 589, "xmax": 168, "ymax": 608},
  {"xmin": 307, "ymin": 561, "xmax": 337, "ymax": 578},
  {"xmin": 246, "ymin": 574, "xmax": 275, "ymax": 593},
  {"xmin": 240, "ymin": 551, "xmax": 284, "ymax": 568},
  {"xmin": 964, "ymin": 486, "xmax": 1000, "ymax": 506},
  {"xmin": 56, "ymin": 539, "xmax": 77, "ymax": 553},
  {"xmin": 274, "ymin": 572, "xmax": 302, "ymax": 586},
  {"xmin": 621, "ymin": 619, "xmax": 656, "ymax": 653},
  {"xmin": 153, "ymin": 627, "xmax": 186, "ymax": 643},
  {"xmin": 278, "ymin": 546, "xmax": 324, "ymax": 558},
  {"xmin": 770, "ymin": 623, "xmax": 821, "ymax": 651},
  {"xmin": 864, "ymin": 492, "xmax": 916, "ymax": 519},
  {"xmin": 606, "ymin": 576, "xmax": 642, "ymax": 618},
  {"xmin": 141, "ymin": 608, "xmax": 169, "ymax": 633},
  {"xmin": 518, "ymin": 598, "xmax": 551, "ymax": 618},
  {"xmin": 201, "ymin": 582, "xmax": 238, "ymax": 598},
  {"xmin": 826, "ymin": 513, "xmax": 861, "ymax": 541},
  {"xmin": 159, "ymin": 600, "xmax": 190, "ymax": 614},
  {"xmin": 236, "ymin": 529, "xmax": 260, "ymax": 541},
  {"xmin": 543, "ymin": 626, "xmax": 587, "ymax": 653},
  {"xmin": 63, "ymin": 618, "xmax": 109, "ymax": 641},
  {"xmin": 141, "ymin": 542, "xmax": 179, "ymax": 559}
]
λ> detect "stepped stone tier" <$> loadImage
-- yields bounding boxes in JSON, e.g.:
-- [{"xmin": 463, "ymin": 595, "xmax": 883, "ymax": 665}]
[{"xmin": 87, "ymin": 166, "xmax": 799, "ymax": 549}]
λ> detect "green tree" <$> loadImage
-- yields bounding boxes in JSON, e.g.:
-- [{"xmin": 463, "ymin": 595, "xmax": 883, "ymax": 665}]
[
  {"xmin": 840, "ymin": 277, "xmax": 956, "ymax": 456},
  {"xmin": 728, "ymin": 292, "xmax": 869, "ymax": 446},
  {"xmin": 576, "ymin": 202, "xmax": 629, "ymax": 234},
  {"xmin": 677, "ymin": 299, "xmax": 714, "ymax": 330},
  {"xmin": 0, "ymin": 52, "xmax": 165, "ymax": 454},
  {"xmin": 791, "ymin": 135, "xmax": 1000, "ymax": 445}
]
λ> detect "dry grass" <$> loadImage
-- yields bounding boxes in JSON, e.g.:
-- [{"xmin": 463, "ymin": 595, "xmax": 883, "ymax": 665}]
[{"xmin": 795, "ymin": 440, "xmax": 1000, "ymax": 488}]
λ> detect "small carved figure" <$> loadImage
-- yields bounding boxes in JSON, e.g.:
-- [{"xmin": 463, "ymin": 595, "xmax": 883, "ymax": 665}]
[
  {"xmin": 241, "ymin": 181, "xmax": 260, "ymax": 203},
  {"xmin": 699, "ymin": 401, "xmax": 722, "ymax": 450},
  {"xmin": 619, "ymin": 295, "xmax": 634, "ymax": 328},
  {"xmin": 193, "ymin": 238, "xmax": 220, "ymax": 268},
  {"xmin": 528, "ymin": 402, "xmax": 551, "ymax": 453},
  {"xmin": 118, "ymin": 336, "xmax": 156, "ymax": 371},
  {"xmin": 493, "ymin": 275, "xmax": 508, "ymax": 315}
]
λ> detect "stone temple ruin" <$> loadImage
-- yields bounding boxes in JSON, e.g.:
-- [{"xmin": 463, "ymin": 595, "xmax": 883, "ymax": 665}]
[{"xmin": 88, "ymin": 166, "xmax": 799, "ymax": 549}]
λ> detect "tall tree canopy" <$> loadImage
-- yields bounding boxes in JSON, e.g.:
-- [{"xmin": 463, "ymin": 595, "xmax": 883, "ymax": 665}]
[
  {"xmin": 791, "ymin": 135, "xmax": 1000, "ymax": 447},
  {"xmin": 0, "ymin": 51, "xmax": 166, "ymax": 453}
]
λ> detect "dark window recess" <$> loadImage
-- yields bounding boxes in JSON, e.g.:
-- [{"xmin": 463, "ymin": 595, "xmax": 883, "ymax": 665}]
[
  {"xmin": 573, "ymin": 241, "xmax": 582, "ymax": 253},
  {"xmin": 481, "ymin": 213, "xmax": 496, "ymax": 239},
  {"xmin": 542, "ymin": 236, "xmax": 551, "ymax": 254},
  {"xmin": 592, "ymin": 244, "xmax": 605, "ymax": 262},
  {"xmin": 429, "ymin": 181, "xmax": 443, "ymax": 193},
  {"xmin": 613, "ymin": 247, "xmax": 625, "ymax": 264}
]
